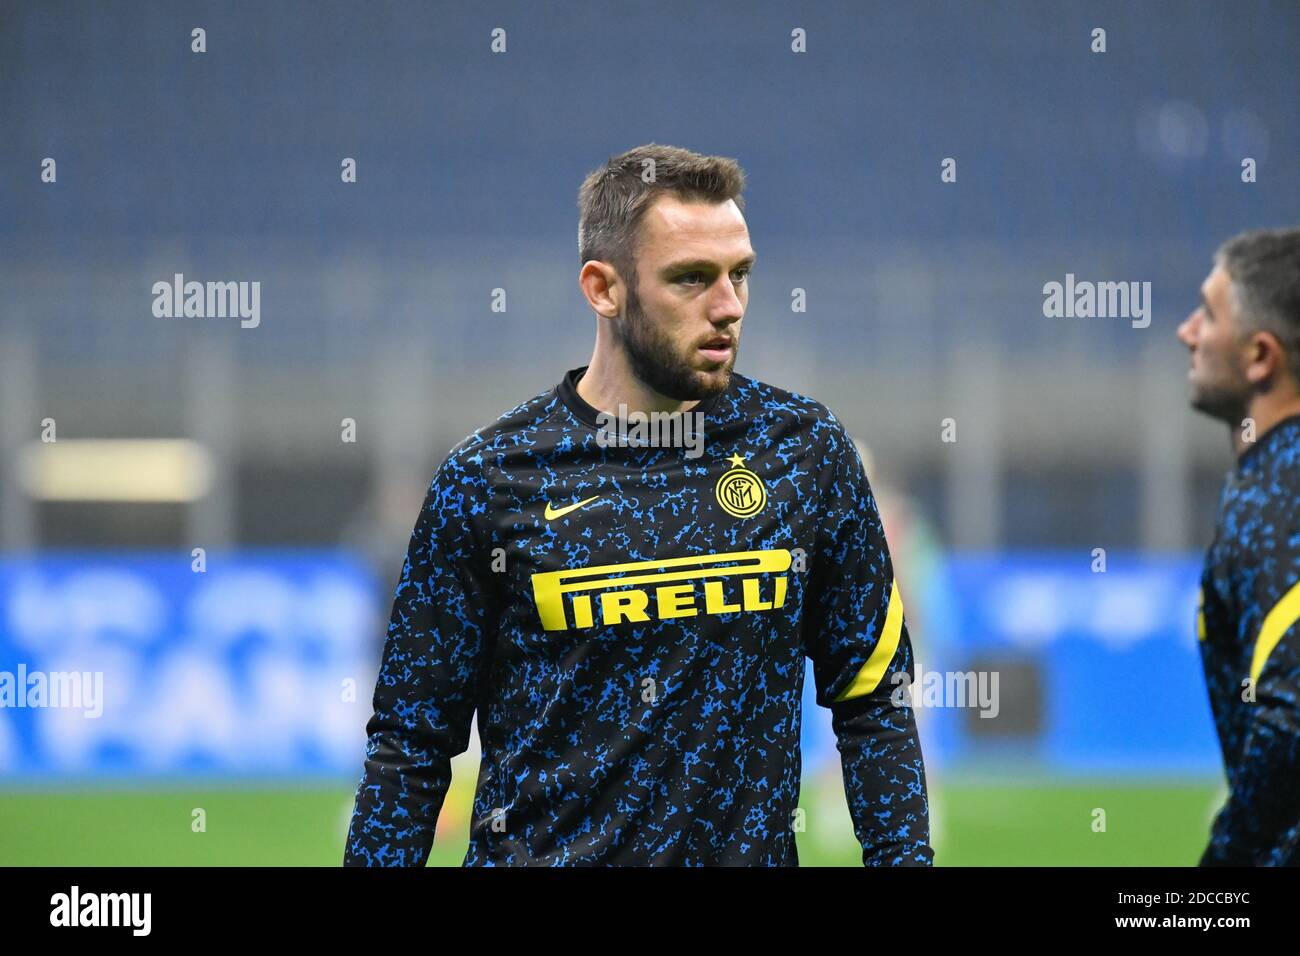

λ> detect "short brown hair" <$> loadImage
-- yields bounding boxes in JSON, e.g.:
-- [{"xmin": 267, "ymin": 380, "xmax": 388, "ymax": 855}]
[
  {"xmin": 1216, "ymin": 227, "xmax": 1300, "ymax": 381},
  {"xmin": 577, "ymin": 144, "xmax": 747, "ymax": 290}
]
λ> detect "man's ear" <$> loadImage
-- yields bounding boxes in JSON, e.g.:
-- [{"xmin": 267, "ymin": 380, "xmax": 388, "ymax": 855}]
[
  {"xmin": 1244, "ymin": 328, "xmax": 1288, "ymax": 387},
  {"xmin": 579, "ymin": 261, "xmax": 622, "ymax": 319}
]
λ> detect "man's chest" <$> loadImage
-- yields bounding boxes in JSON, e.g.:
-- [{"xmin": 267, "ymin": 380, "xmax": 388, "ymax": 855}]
[{"xmin": 485, "ymin": 434, "xmax": 824, "ymax": 636}]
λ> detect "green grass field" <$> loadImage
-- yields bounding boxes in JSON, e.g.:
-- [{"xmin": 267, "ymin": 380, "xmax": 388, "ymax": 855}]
[{"xmin": 0, "ymin": 775, "xmax": 1221, "ymax": 866}]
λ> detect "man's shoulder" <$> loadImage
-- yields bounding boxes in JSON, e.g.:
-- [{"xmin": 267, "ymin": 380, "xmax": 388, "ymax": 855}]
[
  {"xmin": 438, "ymin": 382, "xmax": 564, "ymax": 477},
  {"xmin": 1261, "ymin": 432, "xmax": 1300, "ymax": 503},
  {"xmin": 1232, "ymin": 427, "xmax": 1300, "ymax": 521},
  {"xmin": 724, "ymin": 372, "xmax": 851, "ymax": 444},
  {"xmin": 1240, "ymin": 416, "xmax": 1300, "ymax": 490}
]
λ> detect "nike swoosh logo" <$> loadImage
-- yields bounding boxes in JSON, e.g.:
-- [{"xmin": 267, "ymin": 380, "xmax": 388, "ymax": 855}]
[{"xmin": 544, "ymin": 495, "xmax": 605, "ymax": 521}]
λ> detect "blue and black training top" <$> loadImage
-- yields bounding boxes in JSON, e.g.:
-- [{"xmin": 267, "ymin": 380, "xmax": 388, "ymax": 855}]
[
  {"xmin": 1199, "ymin": 413, "xmax": 1300, "ymax": 866},
  {"xmin": 344, "ymin": 365, "xmax": 932, "ymax": 866}
]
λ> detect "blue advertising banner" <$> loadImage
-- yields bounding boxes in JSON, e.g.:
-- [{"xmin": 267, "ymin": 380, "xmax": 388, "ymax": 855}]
[
  {"xmin": 1, "ymin": 552, "xmax": 1221, "ymax": 778},
  {"xmin": 944, "ymin": 554, "xmax": 1216, "ymax": 772},
  {"xmin": 0, "ymin": 553, "xmax": 380, "ymax": 778},
  {"xmin": 799, "ymin": 553, "xmax": 1220, "ymax": 775}
]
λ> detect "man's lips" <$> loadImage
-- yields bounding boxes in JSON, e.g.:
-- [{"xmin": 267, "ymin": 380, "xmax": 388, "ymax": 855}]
[{"xmin": 698, "ymin": 340, "xmax": 734, "ymax": 362}]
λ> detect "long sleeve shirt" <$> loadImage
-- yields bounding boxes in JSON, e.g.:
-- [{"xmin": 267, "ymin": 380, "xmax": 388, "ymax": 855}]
[
  {"xmin": 1199, "ymin": 414, "xmax": 1300, "ymax": 866},
  {"xmin": 344, "ymin": 365, "xmax": 932, "ymax": 866}
]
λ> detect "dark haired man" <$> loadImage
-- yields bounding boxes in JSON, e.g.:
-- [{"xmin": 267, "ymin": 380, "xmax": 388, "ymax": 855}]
[
  {"xmin": 1177, "ymin": 227, "xmax": 1300, "ymax": 865},
  {"xmin": 344, "ymin": 144, "xmax": 931, "ymax": 866}
]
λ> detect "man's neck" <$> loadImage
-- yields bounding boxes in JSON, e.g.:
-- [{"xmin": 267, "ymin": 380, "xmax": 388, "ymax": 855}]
[
  {"xmin": 576, "ymin": 350, "xmax": 701, "ymax": 419},
  {"xmin": 1234, "ymin": 391, "xmax": 1300, "ymax": 457}
]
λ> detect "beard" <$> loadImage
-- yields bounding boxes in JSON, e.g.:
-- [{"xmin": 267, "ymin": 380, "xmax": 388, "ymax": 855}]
[
  {"xmin": 1188, "ymin": 355, "xmax": 1251, "ymax": 424},
  {"xmin": 1190, "ymin": 381, "xmax": 1249, "ymax": 424},
  {"xmin": 618, "ymin": 280, "xmax": 737, "ymax": 402}
]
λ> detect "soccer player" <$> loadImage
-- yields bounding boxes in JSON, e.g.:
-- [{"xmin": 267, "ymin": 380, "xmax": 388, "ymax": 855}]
[
  {"xmin": 1177, "ymin": 227, "xmax": 1300, "ymax": 866},
  {"xmin": 344, "ymin": 144, "xmax": 932, "ymax": 866}
]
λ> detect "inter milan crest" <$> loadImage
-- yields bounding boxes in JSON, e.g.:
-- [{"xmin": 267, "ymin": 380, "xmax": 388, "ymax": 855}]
[{"xmin": 715, "ymin": 452, "xmax": 767, "ymax": 518}]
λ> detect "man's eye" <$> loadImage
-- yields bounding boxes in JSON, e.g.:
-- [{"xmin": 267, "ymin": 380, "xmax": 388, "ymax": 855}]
[
  {"xmin": 731, "ymin": 268, "xmax": 750, "ymax": 282},
  {"xmin": 677, "ymin": 273, "xmax": 703, "ymax": 285}
]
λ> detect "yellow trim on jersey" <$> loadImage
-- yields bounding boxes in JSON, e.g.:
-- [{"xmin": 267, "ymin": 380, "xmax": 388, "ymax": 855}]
[
  {"xmin": 1196, "ymin": 588, "xmax": 1206, "ymax": 642},
  {"xmin": 1250, "ymin": 579, "xmax": 1300, "ymax": 685},
  {"xmin": 834, "ymin": 579, "xmax": 904, "ymax": 703}
]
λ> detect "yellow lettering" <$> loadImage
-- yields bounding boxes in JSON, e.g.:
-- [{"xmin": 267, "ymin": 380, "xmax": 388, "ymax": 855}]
[
  {"xmin": 601, "ymin": 589, "xmax": 651, "ymax": 625},
  {"xmin": 572, "ymin": 594, "xmax": 594, "ymax": 629},
  {"xmin": 530, "ymin": 549, "xmax": 794, "ymax": 631},
  {"xmin": 703, "ymin": 580, "xmax": 741, "ymax": 614},
  {"xmin": 656, "ymin": 583, "xmax": 698, "ymax": 619},
  {"xmin": 742, "ymin": 577, "xmax": 773, "ymax": 611}
]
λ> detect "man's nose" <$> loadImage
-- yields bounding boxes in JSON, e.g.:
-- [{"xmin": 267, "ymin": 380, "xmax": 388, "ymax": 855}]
[
  {"xmin": 1176, "ymin": 313, "xmax": 1197, "ymax": 347},
  {"xmin": 709, "ymin": 277, "xmax": 744, "ymax": 321}
]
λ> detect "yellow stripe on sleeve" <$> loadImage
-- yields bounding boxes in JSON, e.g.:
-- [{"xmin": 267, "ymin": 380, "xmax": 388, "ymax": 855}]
[
  {"xmin": 1251, "ymin": 579, "xmax": 1300, "ymax": 686},
  {"xmin": 834, "ymin": 579, "xmax": 905, "ymax": 703}
]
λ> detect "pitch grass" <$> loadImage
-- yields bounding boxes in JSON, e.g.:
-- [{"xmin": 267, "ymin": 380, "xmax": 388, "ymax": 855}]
[{"xmin": 0, "ymin": 778, "xmax": 1219, "ymax": 866}]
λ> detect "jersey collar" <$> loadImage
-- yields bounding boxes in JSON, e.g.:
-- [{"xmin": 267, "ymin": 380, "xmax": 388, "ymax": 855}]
[{"xmin": 557, "ymin": 365, "xmax": 727, "ymax": 431}]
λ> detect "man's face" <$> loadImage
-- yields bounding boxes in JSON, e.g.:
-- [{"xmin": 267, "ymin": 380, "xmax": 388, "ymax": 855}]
[
  {"xmin": 616, "ymin": 195, "xmax": 754, "ymax": 401},
  {"xmin": 1176, "ymin": 264, "xmax": 1252, "ymax": 422}
]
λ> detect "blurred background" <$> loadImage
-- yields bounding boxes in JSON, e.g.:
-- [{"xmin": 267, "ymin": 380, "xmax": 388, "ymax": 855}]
[{"xmin": 3, "ymin": 0, "xmax": 1299, "ymax": 865}]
